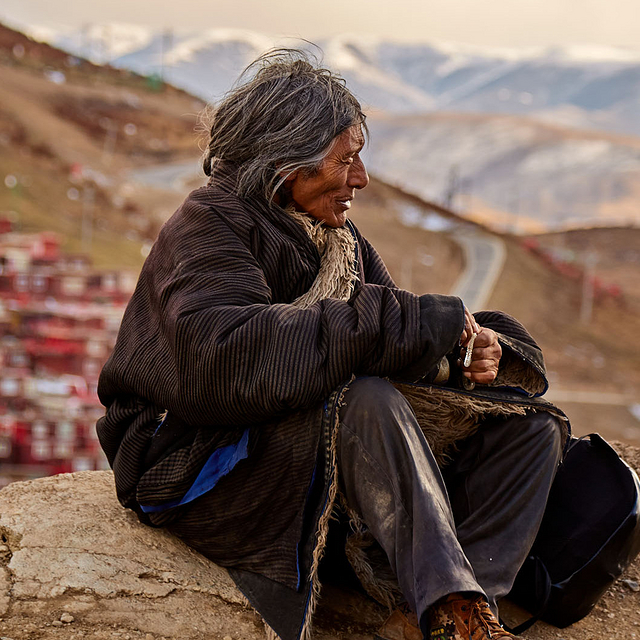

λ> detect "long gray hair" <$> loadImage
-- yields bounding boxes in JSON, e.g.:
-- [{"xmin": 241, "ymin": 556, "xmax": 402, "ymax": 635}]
[{"xmin": 201, "ymin": 48, "xmax": 367, "ymax": 203}]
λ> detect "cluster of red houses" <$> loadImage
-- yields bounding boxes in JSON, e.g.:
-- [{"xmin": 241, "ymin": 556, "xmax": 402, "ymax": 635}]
[{"xmin": 0, "ymin": 226, "xmax": 138, "ymax": 485}]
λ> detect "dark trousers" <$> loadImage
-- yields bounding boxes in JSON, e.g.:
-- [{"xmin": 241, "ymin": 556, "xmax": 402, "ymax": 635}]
[{"xmin": 337, "ymin": 377, "xmax": 562, "ymax": 623}]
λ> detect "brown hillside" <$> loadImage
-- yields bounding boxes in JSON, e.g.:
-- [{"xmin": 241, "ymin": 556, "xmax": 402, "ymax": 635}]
[
  {"xmin": 350, "ymin": 178, "xmax": 464, "ymax": 297},
  {"xmin": 535, "ymin": 227, "xmax": 640, "ymax": 312},
  {"xmin": 0, "ymin": 21, "xmax": 205, "ymax": 268}
]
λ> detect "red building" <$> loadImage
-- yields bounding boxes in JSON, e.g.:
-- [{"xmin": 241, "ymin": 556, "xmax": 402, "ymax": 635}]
[{"xmin": 0, "ymin": 228, "xmax": 136, "ymax": 485}]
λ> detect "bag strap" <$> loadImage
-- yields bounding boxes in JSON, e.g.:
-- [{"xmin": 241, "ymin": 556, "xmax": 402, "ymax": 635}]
[{"xmin": 501, "ymin": 556, "xmax": 552, "ymax": 635}]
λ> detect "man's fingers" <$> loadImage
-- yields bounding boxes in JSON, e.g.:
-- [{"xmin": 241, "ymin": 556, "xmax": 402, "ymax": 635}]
[
  {"xmin": 473, "ymin": 327, "xmax": 498, "ymax": 347},
  {"xmin": 457, "ymin": 323, "xmax": 500, "ymax": 385},
  {"xmin": 465, "ymin": 369, "xmax": 499, "ymax": 384},
  {"xmin": 463, "ymin": 359, "xmax": 499, "ymax": 373},
  {"xmin": 463, "ymin": 360, "xmax": 499, "ymax": 383},
  {"xmin": 461, "ymin": 308, "xmax": 481, "ymax": 346},
  {"xmin": 462, "ymin": 346, "xmax": 501, "ymax": 361}
]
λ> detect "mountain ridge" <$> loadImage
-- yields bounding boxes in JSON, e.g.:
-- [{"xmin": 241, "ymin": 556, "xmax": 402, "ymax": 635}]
[
  {"xmin": 2, "ymin": 19, "xmax": 640, "ymax": 443},
  {"xmin": 20, "ymin": 22, "xmax": 640, "ymax": 136}
]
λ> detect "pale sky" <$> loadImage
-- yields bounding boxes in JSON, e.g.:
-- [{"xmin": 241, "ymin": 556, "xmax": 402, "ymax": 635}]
[{"xmin": 2, "ymin": 0, "xmax": 640, "ymax": 49}]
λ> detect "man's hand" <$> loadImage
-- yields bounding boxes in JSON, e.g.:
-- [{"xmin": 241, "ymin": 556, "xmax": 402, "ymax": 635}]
[
  {"xmin": 460, "ymin": 307, "xmax": 481, "ymax": 346},
  {"xmin": 459, "ymin": 327, "xmax": 502, "ymax": 384}
]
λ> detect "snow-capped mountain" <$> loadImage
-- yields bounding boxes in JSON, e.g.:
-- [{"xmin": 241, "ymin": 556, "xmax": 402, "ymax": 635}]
[
  {"xmin": 115, "ymin": 28, "xmax": 275, "ymax": 102},
  {"xmin": 111, "ymin": 30, "xmax": 437, "ymax": 110},
  {"xmin": 27, "ymin": 22, "xmax": 155, "ymax": 64},
  {"xmin": 32, "ymin": 24, "xmax": 640, "ymax": 136}
]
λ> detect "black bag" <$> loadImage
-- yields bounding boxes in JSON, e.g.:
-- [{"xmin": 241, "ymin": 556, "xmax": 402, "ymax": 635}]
[{"xmin": 506, "ymin": 433, "xmax": 640, "ymax": 634}]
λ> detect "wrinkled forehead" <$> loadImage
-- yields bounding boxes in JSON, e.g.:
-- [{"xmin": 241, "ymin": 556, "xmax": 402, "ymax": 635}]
[
  {"xmin": 348, "ymin": 124, "xmax": 366, "ymax": 148},
  {"xmin": 332, "ymin": 125, "xmax": 366, "ymax": 154},
  {"xmin": 349, "ymin": 124, "xmax": 366, "ymax": 151}
]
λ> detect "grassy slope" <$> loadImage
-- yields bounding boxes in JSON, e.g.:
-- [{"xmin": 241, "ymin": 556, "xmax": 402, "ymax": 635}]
[
  {"xmin": 353, "ymin": 175, "xmax": 640, "ymax": 412},
  {"xmin": 535, "ymin": 226, "xmax": 640, "ymax": 311},
  {"xmin": 481, "ymin": 236, "xmax": 640, "ymax": 440},
  {"xmin": 353, "ymin": 172, "xmax": 640, "ymax": 441}
]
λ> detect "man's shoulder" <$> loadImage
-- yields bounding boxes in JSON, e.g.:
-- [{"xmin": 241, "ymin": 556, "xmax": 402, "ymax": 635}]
[
  {"xmin": 160, "ymin": 185, "xmax": 258, "ymax": 241},
  {"xmin": 179, "ymin": 184, "xmax": 253, "ymax": 220}
]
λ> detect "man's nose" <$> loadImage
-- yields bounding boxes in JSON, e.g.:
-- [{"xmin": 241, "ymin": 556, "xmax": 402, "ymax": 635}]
[{"xmin": 348, "ymin": 156, "xmax": 369, "ymax": 190}]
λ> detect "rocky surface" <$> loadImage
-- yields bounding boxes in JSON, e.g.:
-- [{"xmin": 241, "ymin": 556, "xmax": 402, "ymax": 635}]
[{"xmin": 0, "ymin": 446, "xmax": 638, "ymax": 640}]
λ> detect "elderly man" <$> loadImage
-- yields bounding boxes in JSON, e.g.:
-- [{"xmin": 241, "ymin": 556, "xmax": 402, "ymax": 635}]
[{"xmin": 97, "ymin": 50, "xmax": 566, "ymax": 640}]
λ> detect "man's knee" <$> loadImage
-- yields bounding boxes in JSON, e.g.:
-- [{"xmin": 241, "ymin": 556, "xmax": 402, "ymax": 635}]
[
  {"xmin": 338, "ymin": 376, "xmax": 426, "ymax": 450},
  {"xmin": 520, "ymin": 411, "xmax": 564, "ymax": 451},
  {"xmin": 476, "ymin": 410, "xmax": 564, "ymax": 470},
  {"xmin": 340, "ymin": 377, "xmax": 412, "ymax": 426},
  {"xmin": 498, "ymin": 411, "xmax": 564, "ymax": 475}
]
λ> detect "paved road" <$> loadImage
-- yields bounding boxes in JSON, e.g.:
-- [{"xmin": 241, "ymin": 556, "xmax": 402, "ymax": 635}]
[
  {"xmin": 447, "ymin": 232, "xmax": 640, "ymax": 415},
  {"xmin": 449, "ymin": 228, "xmax": 506, "ymax": 312},
  {"xmin": 128, "ymin": 159, "xmax": 203, "ymax": 192},
  {"xmin": 126, "ymin": 162, "xmax": 639, "ymax": 419}
]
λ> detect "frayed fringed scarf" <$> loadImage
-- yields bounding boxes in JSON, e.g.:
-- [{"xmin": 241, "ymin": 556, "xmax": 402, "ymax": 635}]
[{"xmin": 288, "ymin": 211, "xmax": 359, "ymax": 308}]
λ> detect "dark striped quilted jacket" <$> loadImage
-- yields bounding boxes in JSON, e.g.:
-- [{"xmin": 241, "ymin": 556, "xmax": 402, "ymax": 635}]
[{"xmin": 96, "ymin": 171, "xmax": 465, "ymax": 589}]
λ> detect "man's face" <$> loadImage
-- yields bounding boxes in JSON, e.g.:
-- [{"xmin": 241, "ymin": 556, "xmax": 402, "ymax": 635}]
[{"xmin": 287, "ymin": 125, "xmax": 369, "ymax": 228}]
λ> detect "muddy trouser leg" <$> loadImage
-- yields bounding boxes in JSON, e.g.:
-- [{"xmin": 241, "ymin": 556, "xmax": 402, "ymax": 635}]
[
  {"xmin": 443, "ymin": 410, "xmax": 563, "ymax": 615},
  {"xmin": 337, "ymin": 376, "xmax": 484, "ymax": 624}
]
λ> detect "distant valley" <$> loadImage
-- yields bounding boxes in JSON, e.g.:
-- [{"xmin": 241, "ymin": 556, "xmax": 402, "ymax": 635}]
[{"xmin": 365, "ymin": 112, "xmax": 640, "ymax": 232}]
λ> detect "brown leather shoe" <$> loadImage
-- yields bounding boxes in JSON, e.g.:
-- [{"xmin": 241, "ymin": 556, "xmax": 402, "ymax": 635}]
[
  {"xmin": 427, "ymin": 594, "xmax": 521, "ymax": 640},
  {"xmin": 374, "ymin": 602, "xmax": 423, "ymax": 640}
]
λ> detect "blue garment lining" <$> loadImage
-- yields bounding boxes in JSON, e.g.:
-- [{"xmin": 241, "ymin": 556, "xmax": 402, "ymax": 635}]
[{"xmin": 139, "ymin": 428, "xmax": 250, "ymax": 513}]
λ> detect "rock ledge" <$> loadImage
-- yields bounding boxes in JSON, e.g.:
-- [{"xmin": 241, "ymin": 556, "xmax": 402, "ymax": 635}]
[{"xmin": 0, "ymin": 443, "xmax": 638, "ymax": 640}]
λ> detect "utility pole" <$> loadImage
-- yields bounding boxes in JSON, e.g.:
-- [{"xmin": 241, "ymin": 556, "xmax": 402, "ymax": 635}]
[
  {"xmin": 160, "ymin": 28, "xmax": 173, "ymax": 83},
  {"xmin": 82, "ymin": 185, "xmax": 95, "ymax": 253},
  {"xmin": 509, "ymin": 185, "xmax": 521, "ymax": 235},
  {"xmin": 102, "ymin": 118, "xmax": 118, "ymax": 166},
  {"xmin": 580, "ymin": 251, "xmax": 598, "ymax": 325},
  {"xmin": 460, "ymin": 177, "xmax": 473, "ymax": 214},
  {"xmin": 80, "ymin": 23, "xmax": 89, "ymax": 60},
  {"xmin": 102, "ymin": 23, "xmax": 112, "ymax": 65},
  {"xmin": 445, "ymin": 165, "xmax": 460, "ymax": 211}
]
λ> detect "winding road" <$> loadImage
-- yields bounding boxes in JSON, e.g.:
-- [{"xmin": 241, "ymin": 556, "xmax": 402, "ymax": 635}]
[
  {"xmin": 126, "ymin": 159, "xmax": 638, "ymax": 427},
  {"xmin": 128, "ymin": 159, "xmax": 204, "ymax": 192},
  {"xmin": 449, "ymin": 228, "xmax": 506, "ymax": 312}
]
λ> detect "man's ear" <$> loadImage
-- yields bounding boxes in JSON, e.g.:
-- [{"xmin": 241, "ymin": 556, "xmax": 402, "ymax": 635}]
[
  {"xmin": 273, "ymin": 169, "xmax": 297, "ymax": 206},
  {"xmin": 280, "ymin": 169, "xmax": 298, "ymax": 186}
]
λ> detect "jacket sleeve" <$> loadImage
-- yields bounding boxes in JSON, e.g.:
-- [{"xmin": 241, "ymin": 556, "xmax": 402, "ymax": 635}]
[
  {"xmin": 355, "ymin": 224, "xmax": 466, "ymax": 384},
  {"xmin": 474, "ymin": 310, "xmax": 549, "ymax": 397},
  {"xmin": 99, "ymin": 206, "xmax": 465, "ymax": 428}
]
